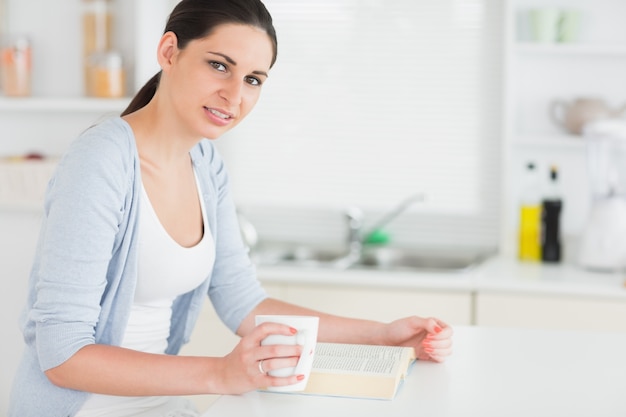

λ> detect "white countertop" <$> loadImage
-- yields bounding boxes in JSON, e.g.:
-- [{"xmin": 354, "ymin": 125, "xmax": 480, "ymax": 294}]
[
  {"xmin": 201, "ymin": 325, "xmax": 626, "ymax": 417},
  {"xmin": 257, "ymin": 255, "xmax": 626, "ymax": 300}
]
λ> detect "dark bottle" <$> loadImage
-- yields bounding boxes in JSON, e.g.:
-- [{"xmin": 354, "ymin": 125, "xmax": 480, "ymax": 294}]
[{"xmin": 541, "ymin": 166, "xmax": 562, "ymax": 262}]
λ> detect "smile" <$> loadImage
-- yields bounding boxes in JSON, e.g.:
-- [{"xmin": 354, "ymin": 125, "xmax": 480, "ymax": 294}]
[{"xmin": 206, "ymin": 107, "xmax": 232, "ymax": 120}]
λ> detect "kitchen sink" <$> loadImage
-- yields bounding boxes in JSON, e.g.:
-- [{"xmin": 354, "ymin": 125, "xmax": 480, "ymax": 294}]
[
  {"xmin": 251, "ymin": 244, "xmax": 490, "ymax": 273},
  {"xmin": 251, "ymin": 245, "xmax": 351, "ymax": 268},
  {"xmin": 358, "ymin": 248, "xmax": 486, "ymax": 272}
]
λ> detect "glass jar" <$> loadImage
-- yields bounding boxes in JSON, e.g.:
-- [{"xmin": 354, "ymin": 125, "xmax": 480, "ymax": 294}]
[
  {"xmin": 0, "ymin": 34, "xmax": 32, "ymax": 97},
  {"xmin": 87, "ymin": 51, "xmax": 126, "ymax": 98},
  {"xmin": 82, "ymin": 0, "xmax": 112, "ymax": 95}
]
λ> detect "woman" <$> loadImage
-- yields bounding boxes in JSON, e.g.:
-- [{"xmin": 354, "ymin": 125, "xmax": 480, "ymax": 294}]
[{"xmin": 9, "ymin": 0, "xmax": 452, "ymax": 416}]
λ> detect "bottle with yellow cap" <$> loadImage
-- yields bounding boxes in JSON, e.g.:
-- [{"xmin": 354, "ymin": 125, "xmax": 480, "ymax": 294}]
[{"xmin": 518, "ymin": 162, "xmax": 541, "ymax": 261}]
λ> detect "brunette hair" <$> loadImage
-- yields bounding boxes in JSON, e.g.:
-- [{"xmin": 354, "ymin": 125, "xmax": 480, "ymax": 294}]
[{"xmin": 121, "ymin": 0, "xmax": 277, "ymax": 116}]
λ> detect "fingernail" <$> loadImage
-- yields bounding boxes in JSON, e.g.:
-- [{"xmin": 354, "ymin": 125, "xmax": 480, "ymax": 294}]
[
  {"xmin": 297, "ymin": 374, "xmax": 305, "ymax": 381},
  {"xmin": 290, "ymin": 327, "xmax": 298, "ymax": 334},
  {"xmin": 434, "ymin": 326, "xmax": 442, "ymax": 333}
]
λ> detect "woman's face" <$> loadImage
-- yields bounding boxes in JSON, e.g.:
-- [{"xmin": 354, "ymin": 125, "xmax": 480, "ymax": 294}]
[{"xmin": 163, "ymin": 24, "xmax": 274, "ymax": 140}]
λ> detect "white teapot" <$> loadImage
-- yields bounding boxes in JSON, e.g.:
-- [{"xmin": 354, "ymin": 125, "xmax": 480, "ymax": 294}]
[{"xmin": 550, "ymin": 98, "xmax": 626, "ymax": 135}]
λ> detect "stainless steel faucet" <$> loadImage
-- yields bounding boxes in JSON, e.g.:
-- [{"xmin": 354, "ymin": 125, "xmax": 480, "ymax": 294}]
[{"xmin": 336, "ymin": 193, "xmax": 425, "ymax": 268}]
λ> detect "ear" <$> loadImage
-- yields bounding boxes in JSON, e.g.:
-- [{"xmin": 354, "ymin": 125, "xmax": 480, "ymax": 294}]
[{"xmin": 157, "ymin": 31, "xmax": 179, "ymax": 71}]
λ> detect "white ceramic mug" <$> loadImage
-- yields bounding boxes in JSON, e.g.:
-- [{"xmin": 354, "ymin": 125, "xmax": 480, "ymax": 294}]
[{"xmin": 255, "ymin": 315, "xmax": 319, "ymax": 392}]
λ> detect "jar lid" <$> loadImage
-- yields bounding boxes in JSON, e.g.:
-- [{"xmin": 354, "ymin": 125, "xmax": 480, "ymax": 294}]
[
  {"xmin": 1, "ymin": 34, "xmax": 30, "ymax": 49},
  {"xmin": 89, "ymin": 51, "xmax": 124, "ymax": 68},
  {"xmin": 83, "ymin": 0, "xmax": 111, "ymax": 13}
]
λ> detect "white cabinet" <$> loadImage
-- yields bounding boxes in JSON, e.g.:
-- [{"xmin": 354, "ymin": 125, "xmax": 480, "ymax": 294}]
[
  {"xmin": 475, "ymin": 292, "xmax": 626, "ymax": 332},
  {"xmin": 502, "ymin": 0, "xmax": 626, "ymax": 250},
  {"xmin": 179, "ymin": 281, "xmax": 474, "ymax": 359},
  {"xmin": 283, "ymin": 283, "xmax": 472, "ymax": 326}
]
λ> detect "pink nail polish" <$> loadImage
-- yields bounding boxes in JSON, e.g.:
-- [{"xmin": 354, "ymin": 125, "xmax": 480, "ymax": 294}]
[
  {"xmin": 434, "ymin": 326, "xmax": 442, "ymax": 334},
  {"xmin": 297, "ymin": 374, "xmax": 305, "ymax": 381}
]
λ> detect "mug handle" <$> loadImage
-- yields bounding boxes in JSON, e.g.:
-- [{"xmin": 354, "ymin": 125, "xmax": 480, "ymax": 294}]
[
  {"xmin": 550, "ymin": 100, "xmax": 568, "ymax": 128},
  {"xmin": 293, "ymin": 330, "xmax": 315, "ymax": 375}
]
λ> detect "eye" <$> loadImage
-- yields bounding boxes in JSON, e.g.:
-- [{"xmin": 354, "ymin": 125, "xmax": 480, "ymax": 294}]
[
  {"xmin": 245, "ymin": 76, "xmax": 262, "ymax": 86},
  {"xmin": 209, "ymin": 61, "xmax": 227, "ymax": 72}
]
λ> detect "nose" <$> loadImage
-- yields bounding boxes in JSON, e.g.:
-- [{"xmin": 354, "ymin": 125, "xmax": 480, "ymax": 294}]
[{"xmin": 219, "ymin": 77, "xmax": 243, "ymax": 106}]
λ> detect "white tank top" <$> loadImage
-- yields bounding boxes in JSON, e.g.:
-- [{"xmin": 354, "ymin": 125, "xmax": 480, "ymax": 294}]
[{"xmin": 76, "ymin": 170, "xmax": 214, "ymax": 416}]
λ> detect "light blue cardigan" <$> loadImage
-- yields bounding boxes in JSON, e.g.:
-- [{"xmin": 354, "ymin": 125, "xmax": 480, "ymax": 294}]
[{"xmin": 9, "ymin": 117, "xmax": 267, "ymax": 417}]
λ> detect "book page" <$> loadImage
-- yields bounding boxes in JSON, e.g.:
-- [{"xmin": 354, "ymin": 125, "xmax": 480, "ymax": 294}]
[{"xmin": 312, "ymin": 343, "xmax": 411, "ymax": 376}]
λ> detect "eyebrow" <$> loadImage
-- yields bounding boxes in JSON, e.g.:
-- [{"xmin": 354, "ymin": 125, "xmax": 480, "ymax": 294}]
[{"xmin": 208, "ymin": 51, "xmax": 269, "ymax": 78}]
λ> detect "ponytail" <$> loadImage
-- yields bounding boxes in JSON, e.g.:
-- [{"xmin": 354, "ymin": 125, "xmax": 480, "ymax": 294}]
[{"xmin": 120, "ymin": 71, "xmax": 162, "ymax": 116}]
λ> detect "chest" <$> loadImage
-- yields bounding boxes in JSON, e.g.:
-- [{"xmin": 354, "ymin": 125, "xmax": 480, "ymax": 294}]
[{"xmin": 141, "ymin": 167, "xmax": 204, "ymax": 248}]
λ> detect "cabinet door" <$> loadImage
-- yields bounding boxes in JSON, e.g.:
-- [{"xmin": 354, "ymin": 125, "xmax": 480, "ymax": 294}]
[
  {"xmin": 476, "ymin": 293, "xmax": 626, "ymax": 332},
  {"xmin": 284, "ymin": 283, "xmax": 472, "ymax": 325}
]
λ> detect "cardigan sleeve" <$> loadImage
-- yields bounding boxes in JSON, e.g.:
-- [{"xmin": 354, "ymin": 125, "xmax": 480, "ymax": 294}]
[{"xmin": 28, "ymin": 119, "xmax": 135, "ymax": 370}]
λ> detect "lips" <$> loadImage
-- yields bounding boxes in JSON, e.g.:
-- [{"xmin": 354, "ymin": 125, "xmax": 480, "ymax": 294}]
[
  {"xmin": 204, "ymin": 106, "xmax": 235, "ymax": 127},
  {"xmin": 205, "ymin": 107, "xmax": 233, "ymax": 119},
  {"xmin": 207, "ymin": 108, "xmax": 231, "ymax": 119}
]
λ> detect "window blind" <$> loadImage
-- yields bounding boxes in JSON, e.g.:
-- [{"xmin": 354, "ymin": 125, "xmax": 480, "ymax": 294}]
[{"xmin": 216, "ymin": 0, "xmax": 503, "ymax": 250}]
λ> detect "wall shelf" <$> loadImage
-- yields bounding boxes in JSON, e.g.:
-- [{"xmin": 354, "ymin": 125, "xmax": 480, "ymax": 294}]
[
  {"xmin": 503, "ymin": 0, "xmax": 626, "ymax": 245},
  {"xmin": 0, "ymin": 97, "xmax": 130, "ymax": 112},
  {"xmin": 515, "ymin": 42, "xmax": 626, "ymax": 57},
  {"xmin": 512, "ymin": 134, "xmax": 587, "ymax": 150}
]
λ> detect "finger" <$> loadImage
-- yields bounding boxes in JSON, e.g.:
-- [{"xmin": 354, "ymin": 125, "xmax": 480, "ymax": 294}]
[
  {"xmin": 259, "ymin": 343, "xmax": 303, "ymax": 361},
  {"xmin": 250, "ymin": 322, "xmax": 298, "ymax": 348},
  {"xmin": 423, "ymin": 336, "xmax": 452, "ymax": 350},
  {"xmin": 267, "ymin": 373, "xmax": 306, "ymax": 387},
  {"xmin": 426, "ymin": 317, "xmax": 452, "ymax": 335},
  {"xmin": 255, "ymin": 322, "xmax": 298, "ymax": 339},
  {"xmin": 424, "ymin": 323, "xmax": 453, "ymax": 341},
  {"xmin": 436, "ymin": 321, "xmax": 453, "ymax": 337},
  {"xmin": 421, "ymin": 335, "xmax": 452, "ymax": 356},
  {"xmin": 260, "ymin": 356, "xmax": 301, "ymax": 375},
  {"xmin": 426, "ymin": 344, "xmax": 452, "ymax": 357},
  {"xmin": 421, "ymin": 346, "xmax": 452, "ymax": 362}
]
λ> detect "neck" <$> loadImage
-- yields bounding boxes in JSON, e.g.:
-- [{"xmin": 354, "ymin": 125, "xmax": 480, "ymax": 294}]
[{"xmin": 123, "ymin": 98, "xmax": 199, "ymax": 168}]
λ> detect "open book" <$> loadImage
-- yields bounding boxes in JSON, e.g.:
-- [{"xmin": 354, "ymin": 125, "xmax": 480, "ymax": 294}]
[{"xmin": 301, "ymin": 342, "xmax": 416, "ymax": 400}]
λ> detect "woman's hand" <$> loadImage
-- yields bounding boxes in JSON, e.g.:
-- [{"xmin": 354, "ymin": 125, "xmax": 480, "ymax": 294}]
[
  {"xmin": 381, "ymin": 316, "xmax": 453, "ymax": 362},
  {"xmin": 218, "ymin": 322, "xmax": 304, "ymax": 394}
]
